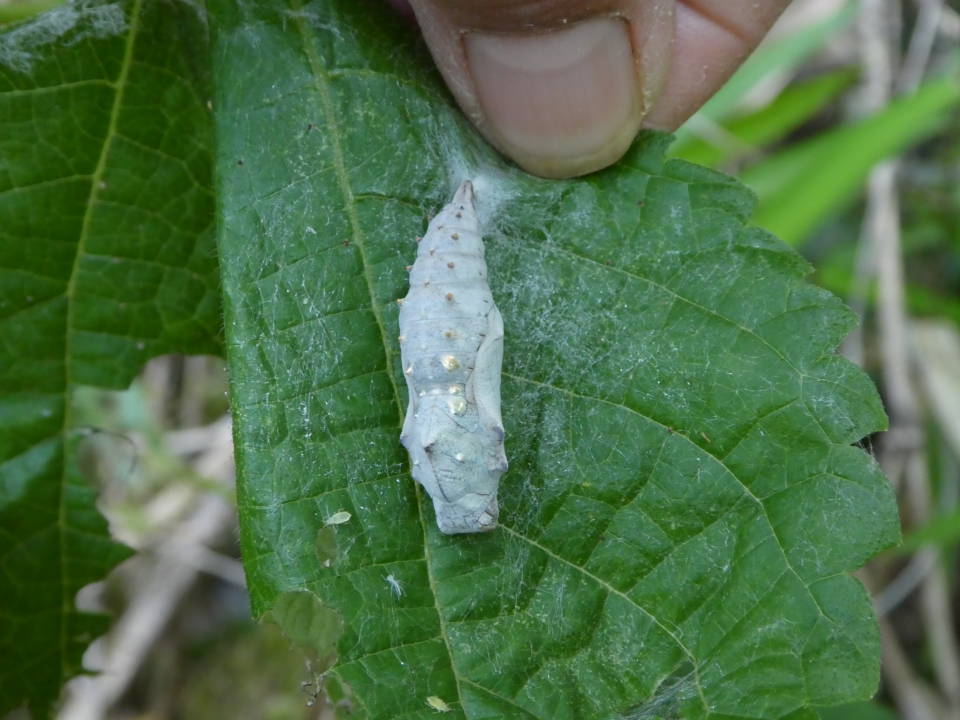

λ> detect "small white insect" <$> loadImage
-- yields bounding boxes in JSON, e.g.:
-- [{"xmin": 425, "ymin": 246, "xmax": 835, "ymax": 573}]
[
  {"xmin": 398, "ymin": 181, "xmax": 508, "ymax": 535},
  {"xmin": 324, "ymin": 510, "xmax": 352, "ymax": 526},
  {"xmin": 384, "ymin": 573, "xmax": 404, "ymax": 598},
  {"xmin": 426, "ymin": 695, "xmax": 452, "ymax": 713}
]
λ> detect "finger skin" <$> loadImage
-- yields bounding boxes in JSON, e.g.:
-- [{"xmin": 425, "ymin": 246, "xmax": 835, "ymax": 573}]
[
  {"xmin": 644, "ymin": 0, "xmax": 791, "ymax": 129},
  {"xmin": 405, "ymin": 0, "xmax": 788, "ymax": 177}
]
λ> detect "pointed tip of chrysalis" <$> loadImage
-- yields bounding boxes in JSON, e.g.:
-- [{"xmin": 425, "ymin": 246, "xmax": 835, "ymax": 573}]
[{"xmin": 454, "ymin": 180, "xmax": 475, "ymax": 208}]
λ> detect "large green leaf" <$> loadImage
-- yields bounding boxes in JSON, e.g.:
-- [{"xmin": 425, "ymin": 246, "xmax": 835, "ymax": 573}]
[
  {"xmin": 0, "ymin": 1, "xmax": 219, "ymax": 715},
  {"xmin": 209, "ymin": 2, "xmax": 899, "ymax": 719}
]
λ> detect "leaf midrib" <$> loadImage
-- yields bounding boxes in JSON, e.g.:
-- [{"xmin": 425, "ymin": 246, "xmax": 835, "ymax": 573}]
[
  {"xmin": 58, "ymin": 0, "xmax": 142, "ymax": 680},
  {"xmin": 287, "ymin": 1, "xmax": 470, "ymax": 713}
]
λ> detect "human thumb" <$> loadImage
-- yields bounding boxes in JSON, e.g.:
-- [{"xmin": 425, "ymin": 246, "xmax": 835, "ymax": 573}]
[{"xmin": 406, "ymin": 0, "xmax": 676, "ymax": 179}]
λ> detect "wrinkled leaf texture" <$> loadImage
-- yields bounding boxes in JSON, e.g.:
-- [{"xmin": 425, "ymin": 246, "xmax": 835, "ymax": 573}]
[
  {"xmin": 209, "ymin": 2, "xmax": 898, "ymax": 720},
  {"xmin": 0, "ymin": 1, "xmax": 219, "ymax": 716}
]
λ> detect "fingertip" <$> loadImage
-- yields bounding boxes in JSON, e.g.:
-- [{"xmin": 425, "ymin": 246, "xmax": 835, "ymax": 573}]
[
  {"xmin": 409, "ymin": 1, "xmax": 676, "ymax": 179},
  {"xmin": 642, "ymin": 0, "xmax": 789, "ymax": 130},
  {"xmin": 465, "ymin": 17, "xmax": 644, "ymax": 178}
]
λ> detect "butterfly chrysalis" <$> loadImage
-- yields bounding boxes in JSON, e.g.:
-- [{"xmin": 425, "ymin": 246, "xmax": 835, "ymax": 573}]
[{"xmin": 398, "ymin": 181, "xmax": 508, "ymax": 534}]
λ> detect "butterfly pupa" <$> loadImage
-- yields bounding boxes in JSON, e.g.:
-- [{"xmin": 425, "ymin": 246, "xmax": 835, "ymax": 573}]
[{"xmin": 398, "ymin": 181, "xmax": 508, "ymax": 534}]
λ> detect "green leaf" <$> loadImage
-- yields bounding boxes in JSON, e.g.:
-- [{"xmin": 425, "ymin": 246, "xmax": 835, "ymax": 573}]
[
  {"xmin": 0, "ymin": 0, "xmax": 65, "ymax": 25},
  {"xmin": 0, "ymin": 0, "xmax": 219, "ymax": 715},
  {"xmin": 745, "ymin": 73, "xmax": 960, "ymax": 245},
  {"xmin": 264, "ymin": 589, "xmax": 343, "ymax": 659},
  {"xmin": 209, "ymin": 2, "xmax": 898, "ymax": 719},
  {"xmin": 670, "ymin": 69, "xmax": 856, "ymax": 169},
  {"xmin": 819, "ymin": 701, "xmax": 899, "ymax": 720}
]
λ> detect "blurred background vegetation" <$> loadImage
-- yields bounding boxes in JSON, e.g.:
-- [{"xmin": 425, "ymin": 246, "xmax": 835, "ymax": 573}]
[{"xmin": 2, "ymin": 0, "xmax": 958, "ymax": 718}]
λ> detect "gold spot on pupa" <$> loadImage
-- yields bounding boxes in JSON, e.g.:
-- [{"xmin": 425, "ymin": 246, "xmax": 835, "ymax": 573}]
[
  {"xmin": 450, "ymin": 397, "xmax": 467, "ymax": 415},
  {"xmin": 440, "ymin": 355, "xmax": 459, "ymax": 371},
  {"xmin": 454, "ymin": 452, "xmax": 466, "ymax": 462},
  {"xmin": 451, "ymin": 233, "xmax": 460, "ymax": 240},
  {"xmin": 447, "ymin": 261, "xmax": 455, "ymax": 269},
  {"xmin": 445, "ymin": 293, "xmax": 454, "ymax": 302}
]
